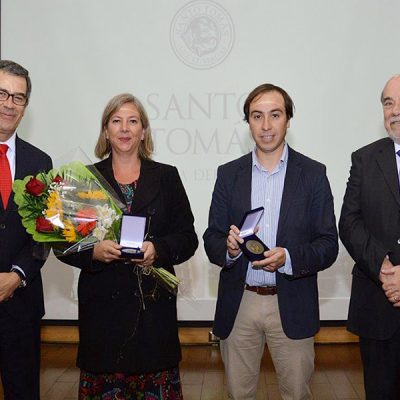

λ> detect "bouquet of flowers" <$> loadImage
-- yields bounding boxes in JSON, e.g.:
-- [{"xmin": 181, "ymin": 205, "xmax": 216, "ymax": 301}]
[
  {"xmin": 13, "ymin": 159, "xmax": 181, "ymax": 295},
  {"xmin": 13, "ymin": 161, "xmax": 123, "ymax": 255}
]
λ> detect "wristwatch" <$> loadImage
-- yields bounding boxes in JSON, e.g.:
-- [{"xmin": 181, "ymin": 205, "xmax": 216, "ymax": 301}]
[{"xmin": 10, "ymin": 267, "xmax": 27, "ymax": 288}]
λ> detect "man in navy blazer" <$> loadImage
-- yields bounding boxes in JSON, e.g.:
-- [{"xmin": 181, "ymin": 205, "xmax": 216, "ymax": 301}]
[
  {"xmin": 0, "ymin": 60, "xmax": 52, "ymax": 399},
  {"xmin": 339, "ymin": 75, "xmax": 400, "ymax": 400},
  {"xmin": 204, "ymin": 83, "xmax": 338, "ymax": 400}
]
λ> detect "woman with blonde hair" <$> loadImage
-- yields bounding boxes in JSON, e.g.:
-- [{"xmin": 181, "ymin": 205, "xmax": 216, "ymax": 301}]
[{"xmin": 61, "ymin": 93, "xmax": 198, "ymax": 399}]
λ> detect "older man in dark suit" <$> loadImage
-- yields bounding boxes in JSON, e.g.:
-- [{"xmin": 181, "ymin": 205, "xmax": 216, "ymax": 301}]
[
  {"xmin": 0, "ymin": 60, "xmax": 52, "ymax": 399},
  {"xmin": 339, "ymin": 75, "xmax": 400, "ymax": 400},
  {"xmin": 203, "ymin": 83, "xmax": 338, "ymax": 400}
]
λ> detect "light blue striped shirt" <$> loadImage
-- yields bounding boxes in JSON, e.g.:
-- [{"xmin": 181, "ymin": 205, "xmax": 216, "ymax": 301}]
[{"xmin": 245, "ymin": 143, "xmax": 293, "ymax": 286}]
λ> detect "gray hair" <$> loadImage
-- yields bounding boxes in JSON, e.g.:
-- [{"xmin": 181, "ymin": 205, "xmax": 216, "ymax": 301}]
[{"xmin": 380, "ymin": 74, "xmax": 400, "ymax": 104}]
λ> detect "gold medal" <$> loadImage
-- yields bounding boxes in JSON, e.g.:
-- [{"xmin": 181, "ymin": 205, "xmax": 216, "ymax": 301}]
[{"xmin": 245, "ymin": 240, "xmax": 264, "ymax": 255}]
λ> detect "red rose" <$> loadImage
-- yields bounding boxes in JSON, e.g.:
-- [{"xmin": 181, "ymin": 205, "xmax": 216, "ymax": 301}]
[
  {"xmin": 52, "ymin": 175, "xmax": 64, "ymax": 184},
  {"xmin": 36, "ymin": 216, "xmax": 54, "ymax": 233},
  {"xmin": 25, "ymin": 177, "xmax": 46, "ymax": 196}
]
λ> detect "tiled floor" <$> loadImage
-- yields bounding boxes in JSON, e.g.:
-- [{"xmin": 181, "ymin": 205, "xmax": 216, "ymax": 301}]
[{"xmin": 0, "ymin": 343, "xmax": 364, "ymax": 399}]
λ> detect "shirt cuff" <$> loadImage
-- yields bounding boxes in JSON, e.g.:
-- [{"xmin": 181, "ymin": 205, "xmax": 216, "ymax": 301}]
[
  {"xmin": 225, "ymin": 250, "xmax": 242, "ymax": 266},
  {"xmin": 278, "ymin": 249, "xmax": 293, "ymax": 275},
  {"xmin": 11, "ymin": 265, "xmax": 26, "ymax": 277}
]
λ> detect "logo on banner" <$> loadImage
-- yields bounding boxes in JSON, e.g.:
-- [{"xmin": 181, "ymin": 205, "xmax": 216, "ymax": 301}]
[{"xmin": 170, "ymin": 0, "xmax": 235, "ymax": 69}]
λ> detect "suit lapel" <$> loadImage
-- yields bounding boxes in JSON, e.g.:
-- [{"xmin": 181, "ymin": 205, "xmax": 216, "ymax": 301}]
[
  {"xmin": 277, "ymin": 147, "xmax": 302, "ymax": 238},
  {"xmin": 375, "ymin": 139, "xmax": 400, "ymax": 206},
  {"xmin": 7, "ymin": 136, "xmax": 31, "ymax": 211},
  {"xmin": 232, "ymin": 154, "xmax": 252, "ymax": 221},
  {"xmin": 132, "ymin": 160, "xmax": 160, "ymax": 215},
  {"xmin": 94, "ymin": 157, "xmax": 126, "ymax": 206},
  {"xmin": 1, "ymin": 136, "xmax": 33, "ymax": 213}
]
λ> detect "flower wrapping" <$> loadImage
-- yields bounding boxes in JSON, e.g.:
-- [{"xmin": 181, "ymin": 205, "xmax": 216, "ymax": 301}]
[
  {"xmin": 13, "ymin": 161, "xmax": 123, "ymax": 255},
  {"xmin": 13, "ymin": 159, "xmax": 181, "ymax": 295}
]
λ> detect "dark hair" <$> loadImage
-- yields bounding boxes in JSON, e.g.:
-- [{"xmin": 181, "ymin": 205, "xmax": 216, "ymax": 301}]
[
  {"xmin": 0, "ymin": 60, "xmax": 31, "ymax": 102},
  {"xmin": 243, "ymin": 83, "xmax": 294, "ymax": 123}
]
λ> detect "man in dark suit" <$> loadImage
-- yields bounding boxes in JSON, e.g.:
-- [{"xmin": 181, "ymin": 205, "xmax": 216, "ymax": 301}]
[
  {"xmin": 203, "ymin": 83, "xmax": 338, "ymax": 400},
  {"xmin": 0, "ymin": 60, "xmax": 52, "ymax": 399},
  {"xmin": 339, "ymin": 75, "xmax": 400, "ymax": 400}
]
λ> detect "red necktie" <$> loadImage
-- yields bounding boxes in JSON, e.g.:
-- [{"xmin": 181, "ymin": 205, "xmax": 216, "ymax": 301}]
[{"xmin": 0, "ymin": 144, "xmax": 12, "ymax": 208}]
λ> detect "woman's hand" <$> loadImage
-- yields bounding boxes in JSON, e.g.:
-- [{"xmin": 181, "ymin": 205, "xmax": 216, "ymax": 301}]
[
  {"xmin": 93, "ymin": 240, "xmax": 122, "ymax": 263},
  {"xmin": 130, "ymin": 241, "xmax": 157, "ymax": 267}
]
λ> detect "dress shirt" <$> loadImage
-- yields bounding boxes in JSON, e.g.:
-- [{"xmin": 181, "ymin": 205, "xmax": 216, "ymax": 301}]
[
  {"xmin": 245, "ymin": 143, "xmax": 293, "ymax": 286},
  {"xmin": 395, "ymin": 142, "xmax": 400, "ymax": 182},
  {"xmin": 0, "ymin": 132, "xmax": 16, "ymax": 180}
]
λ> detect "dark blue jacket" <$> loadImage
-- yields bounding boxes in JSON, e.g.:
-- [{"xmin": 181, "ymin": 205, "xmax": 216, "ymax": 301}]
[{"xmin": 204, "ymin": 147, "xmax": 338, "ymax": 339}]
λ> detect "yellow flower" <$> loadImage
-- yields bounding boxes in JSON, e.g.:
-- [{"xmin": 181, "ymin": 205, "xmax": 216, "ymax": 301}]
[
  {"xmin": 45, "ymin": 191, "xmax": 63, "ymax": 220},
  {"xmin": 76, "ymin": 190, "xmax": 107, "ymax": 200},
  {"xmin": 63, "ymin": 219, "xmax": 77, "ymax": 242}
]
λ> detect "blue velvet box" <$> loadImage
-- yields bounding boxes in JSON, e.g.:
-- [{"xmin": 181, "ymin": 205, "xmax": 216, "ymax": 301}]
[{"xmin": 238, "ymin": 207, "xmax": 269, "ymax": 262}]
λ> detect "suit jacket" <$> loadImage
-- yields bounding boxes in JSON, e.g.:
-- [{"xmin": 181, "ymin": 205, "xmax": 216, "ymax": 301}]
[
  {"xmin": 60, "ymin": 156, "xmax": 198, "ymax": 373},
  {"xmin": 203, "ymin": 147, "xmax": 338, "ymax": 340},
  {"xmin": 0, "ymin": 136, "xmax": 52, "ymax": 321},
  {"xmin": 339, "ymin": 137, "xmax": 400, "ymax": 340}
]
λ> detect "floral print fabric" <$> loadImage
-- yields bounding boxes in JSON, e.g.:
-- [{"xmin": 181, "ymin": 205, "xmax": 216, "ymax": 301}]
[{"xmin": 79, "ymin": 366, "xmax": 183, "ymax": 400}]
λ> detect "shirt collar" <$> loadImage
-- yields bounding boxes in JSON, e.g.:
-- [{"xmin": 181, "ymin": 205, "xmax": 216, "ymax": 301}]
[
  {"xmin": 252, "ymin": 142, "xmax": 288, "ymax": 172},
  {"xmin": 0, "ymin": 132, "xmax": 16, "ymax": 154},
  {"xmin": 394, "ymin": 141, "xmax": 400, "ymax": 156}
]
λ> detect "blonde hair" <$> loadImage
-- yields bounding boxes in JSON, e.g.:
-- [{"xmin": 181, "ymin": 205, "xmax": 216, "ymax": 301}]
[{"xmin": 95, "ymin": 93, "xmax": 154, "ymax": 160}]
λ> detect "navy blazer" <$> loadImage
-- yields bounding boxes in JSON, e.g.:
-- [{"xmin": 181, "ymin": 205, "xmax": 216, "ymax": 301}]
[
  {"xmin": 203, "ymin": 147, "xmax": 338, "ymax": 340},
  {"xmin": 0, "ymin": 136, "xmax": 52, "ymax": 321},
  {"xmin": 339, "ymin": 137, "xmax": 400, "ymax": 340}
]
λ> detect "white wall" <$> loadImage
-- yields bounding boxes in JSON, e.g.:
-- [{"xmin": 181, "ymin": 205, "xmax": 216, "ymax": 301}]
[{"xmin": 2, "ymin": 0, "xmax": 399, "ymax": 320}]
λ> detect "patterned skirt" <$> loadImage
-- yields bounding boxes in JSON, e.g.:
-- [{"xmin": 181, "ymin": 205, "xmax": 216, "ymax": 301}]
[{"xmin": 79, "ymin": 366, "xmax": 183, "ymax": 400}]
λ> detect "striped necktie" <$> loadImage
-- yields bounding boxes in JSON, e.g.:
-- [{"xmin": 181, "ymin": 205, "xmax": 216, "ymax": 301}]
[{"xmin": 0, "ymin": 144, "xmax": 12, "ymax": 208}]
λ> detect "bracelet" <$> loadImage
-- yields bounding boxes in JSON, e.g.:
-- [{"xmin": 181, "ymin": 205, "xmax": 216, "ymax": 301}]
[{"xmin": 10, "ymin": 267, "xmax": 27, "ymax": 288}]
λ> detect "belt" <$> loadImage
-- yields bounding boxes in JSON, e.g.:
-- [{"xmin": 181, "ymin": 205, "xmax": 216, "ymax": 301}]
[{"xmin": 245, "ymin": 284, "xmax": 277, "ymax": 296}]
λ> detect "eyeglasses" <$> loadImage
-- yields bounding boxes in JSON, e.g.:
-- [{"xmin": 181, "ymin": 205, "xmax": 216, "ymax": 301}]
[{"xmin": 0, "ymin": 89, "xmax": 28, "ymax": 106}]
